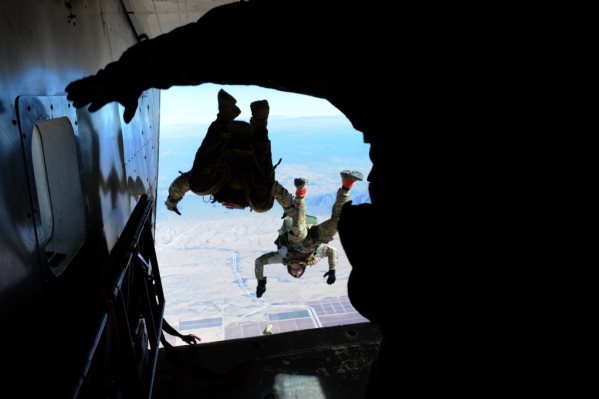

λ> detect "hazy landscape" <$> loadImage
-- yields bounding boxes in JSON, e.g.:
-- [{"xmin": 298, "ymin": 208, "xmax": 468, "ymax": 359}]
[{"xmin": 155, "ymin": 115, "xmax": 372, "ymax": 345}]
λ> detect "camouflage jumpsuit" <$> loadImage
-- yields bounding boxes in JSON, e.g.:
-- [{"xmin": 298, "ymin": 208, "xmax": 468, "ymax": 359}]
[
  {"xmin": 254, "ymin": 181, "xmax": 350, "ymax": 279},
  {"xmin": 167, "ymin": 116, "xmax": 275, "ymax": 212}
]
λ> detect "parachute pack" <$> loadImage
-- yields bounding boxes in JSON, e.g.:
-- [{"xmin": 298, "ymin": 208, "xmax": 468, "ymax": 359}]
[
  {"xmin": 275, "ymin": 215, "xmax": 318, "ymax": 247},
  {"xmin": 279, "ymin": 215, "xmax": 318, "ymax": 235}
]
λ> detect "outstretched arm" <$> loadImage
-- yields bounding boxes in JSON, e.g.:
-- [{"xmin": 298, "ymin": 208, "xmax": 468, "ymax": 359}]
[
  {"xmin": 65, "ymin": 1, "xmax": 371, "ymax": 124},
  {"xmin": 255, "ymin": 251, "xmax": 283, "ymax": 280},
  {"xmin": 65, "ymin": 3, "xmax": 247, "ymax": 123},
  {"xmin": 254, "ymin": 251, "xmax": 283, "ymax": 297},
  {"xmin": 162, "ymin": 318, "xmax": 201, "ymax": 345},
  {"xmin": 316, "ymin": 244, "xmax": 337, "ymax": 270},
  {"xmin": 317, "ymin": 244, "xmax": 337, "ymax": 284}
]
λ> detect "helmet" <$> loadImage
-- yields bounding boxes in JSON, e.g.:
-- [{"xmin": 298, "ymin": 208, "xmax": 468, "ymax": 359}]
[{"xmin": 287, "ymin": 262, "xmax": 306, "ymax": 278}]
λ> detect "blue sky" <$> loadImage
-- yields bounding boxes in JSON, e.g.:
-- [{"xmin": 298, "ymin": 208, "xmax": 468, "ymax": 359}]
[{"xmin": 160, "ymin": 83, "xmax": 343, "ymax": 126}]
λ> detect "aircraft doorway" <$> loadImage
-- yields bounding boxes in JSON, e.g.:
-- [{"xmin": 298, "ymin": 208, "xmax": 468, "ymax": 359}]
[{"xmin": 154, "ymin": 84, "xmax": 372, "ymax": 345}]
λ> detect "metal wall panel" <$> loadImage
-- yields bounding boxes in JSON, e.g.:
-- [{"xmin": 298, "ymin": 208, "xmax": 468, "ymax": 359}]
[{"xmin": 0, "ymin": 1, "xmax": 159, "ymax": 320}]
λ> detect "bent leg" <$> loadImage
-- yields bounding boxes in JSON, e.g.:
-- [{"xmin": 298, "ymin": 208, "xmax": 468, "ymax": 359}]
[
  {"xmin": 193, "ymin": 88, "xmax": 240, "ymax": 168},
  {"xmin": 272, "ymin": 180, "xmax": 294, "ymax": 213},
  {"xmin": 193, "ymin": 119, "xmax": 232, "ymax": 166},
  {"xmin": 272, "ymin": 181, "xmax": 307, "ymax": 242},
  {"xmin": 188, "ymin": 120, "xmax": 232, "ymax": 194},
  {"xmin": 255, "ymin": 251, "xmax": 283, "ymax": 280},
  {"xmin": 289, "ymin": 196, "xmax": 307, "ymax": 243},
  {"xmin": 188, "ymin": 90, "xmax": 240, "ymax": 194},
  {"xmin": 247, "ymin": 140, "xmax": 275, "ymax": 212},
  {"xmin": 311, "ymin": 187, "xmax": 350, "ymax": 243}
]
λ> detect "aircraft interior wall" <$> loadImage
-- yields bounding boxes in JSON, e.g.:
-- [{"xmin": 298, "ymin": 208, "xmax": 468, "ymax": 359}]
[{"xmin": 0, "ymin": 0, "xmax": 159, "ymax": 333}]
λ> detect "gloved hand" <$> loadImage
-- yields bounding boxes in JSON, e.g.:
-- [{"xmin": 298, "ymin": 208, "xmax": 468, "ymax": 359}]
[
  {"xmin": 180, "ymin": 333, "xmax": 201, "ymax": 345},
  {"xmin": 65, "ymin": 62, "xmax": 143, "ymax": 124},
  {"xmin": 165, "ymin": 199, "xmax": 181, "ymax": 215},
  {"xmin": 323, "ymin": 270, "xmax": 336, "ymax": 285},
  {"xmin": 256, "ymin": 277, "xmax": 267, "ymax": 298}
]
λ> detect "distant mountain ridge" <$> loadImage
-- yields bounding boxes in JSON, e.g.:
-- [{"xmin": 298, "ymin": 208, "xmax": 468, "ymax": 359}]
[
  {"xmin": 305, "ymin": 190, "xmax": 371, "ymax": 218},
  {"xmin": 306, "ymin": 190, "xmax": 371, "ymax": 208}
]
